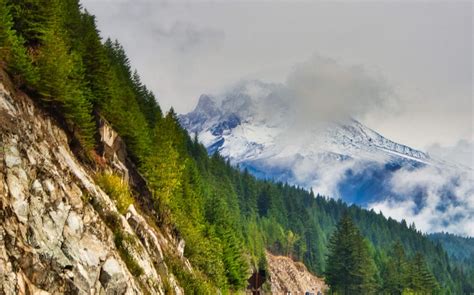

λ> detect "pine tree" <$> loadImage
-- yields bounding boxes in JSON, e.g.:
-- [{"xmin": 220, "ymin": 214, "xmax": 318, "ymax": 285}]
[
  {"xmin": 34, "ymin": 3, "xmax": 95, "ymax": 148},
  {"xmin": 382, "ymin": 241, "xmax": 410, "ymax": 294},
  {"xmin": 143, "ymin": 121, "xmax": 184, "ymax": 222},
  {"xmin": 7, "ymin": 0, "xmax": 51, "ymax": 47},
  {"xmin": 75, "ymin": 10, "xmax": 110, "ymax": 105},
  {"xmin": 285, "ymin": 230, "xmax": 299, "ymax": 258},
  {"xmin": 408, "ymin": 253, "xmax": 439, "ymax": 294},
  {"xmin": 0, "ymin": 0, "xmax": 37, "ymax": 84},
  {"xmin": 1, "ymin": 1, "xmax": 466, "ymax": 293},
  {"xmin": 325, "ymin": 213, "xmax": 376, "ymax": 294}
]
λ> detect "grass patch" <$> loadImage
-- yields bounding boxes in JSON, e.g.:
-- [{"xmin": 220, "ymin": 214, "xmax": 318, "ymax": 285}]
[
  {"xmin": 114, "ymin": 230, "xmax": 145, "ymax": 277},
  {"xmin": 102, "ymin": 211, "xmax": 144, "ymax": 277},
  {"xmin": 93, "ymin": 204, "xmax": 144, "ymax": 279},
  {"xmin": 96, "ymin": 172, "xmax": 134, "ymax": 214},
  {"xmin": 164, "ymin": 253, "xmax": 216, "ymax": 294}
]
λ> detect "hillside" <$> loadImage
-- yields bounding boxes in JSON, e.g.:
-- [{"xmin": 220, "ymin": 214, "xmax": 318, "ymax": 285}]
[
  {"xmin": 429, "ymin": 233, "xmax": 474, "ymax": 292},
  {"xmin": 0, "ymin": 72, "xmax": 185, "ymax": 294},
  {"xmin": 0, "ymin": 1, "xmax": 473, "ymax": 294},
  {"xmin": 429, "ymin": 233, "xmax": 474, "ymax": 267}
]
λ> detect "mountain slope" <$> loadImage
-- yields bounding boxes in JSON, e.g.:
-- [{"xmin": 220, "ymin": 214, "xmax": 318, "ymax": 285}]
[
  {"xmin": 180, "ymin": 80, "xmax": 473, "ymax": 235},
  {"xmin": 429, "ymin": 233, "xmax": 474, "ymax": 267},
  {"xmin": 0, "ymin": 76, "xmax": 185, "ymax": 294},
  {"xmin": 179, "ymin": 81, "xmax": 432, "ymax": 198},
  {"xmin": 428, "ymin": 233, "xmax": 474, "ymax": 291},
  {"xmin": 180, "ymin": 81, "xmax": 429, "ymax": 166}
]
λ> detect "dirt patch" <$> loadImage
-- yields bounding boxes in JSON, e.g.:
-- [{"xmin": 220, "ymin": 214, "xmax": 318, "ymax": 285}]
[
  {"xmin": 266, "ymin": 251, "xmax": 327, "ymax": 294},
  {"xmin": 0, "ymin": 109, "xmax": 17, "ymax": 133}
]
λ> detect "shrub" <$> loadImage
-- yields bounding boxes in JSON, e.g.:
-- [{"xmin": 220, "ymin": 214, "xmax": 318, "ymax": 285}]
[{"xmin": 96, "ymin": 172, "xmax": 133, "ymax": 214}]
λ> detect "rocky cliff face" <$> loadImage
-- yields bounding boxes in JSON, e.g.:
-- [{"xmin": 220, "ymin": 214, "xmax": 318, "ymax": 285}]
[
  {"xmin": 0, "ymin": 73, "xmax": 186, "ymax": 294},
  {"xmin": 266, "ymin": 251, "xmax": 327, "ymax": 294}
]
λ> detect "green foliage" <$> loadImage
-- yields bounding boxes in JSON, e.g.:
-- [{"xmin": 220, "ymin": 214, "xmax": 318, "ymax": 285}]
[
  {"xmin": 142, "ymin": 115, "xmax": 184, "ymax": 214},
  {"xmin": 0, "ymin": 0, "xmax": 37, "ymax": 84},
  {"xmin": 429, "ymin": 232, "xmax": 474, "ymax": 267},
  {"xmin": 5, "ymin": 0, "xmax": 95, "ymax": 148},
  {"xmin": 380, "ymin": 241, "xmax": 439, "ymax": 294},
  {"xmin": 164, "ymin": 254, "xmax": 216, "ymax": 294},
  {"xmin": 8, "ymin": 0, "xmax": 51, "ymax": 47},
  {"xmin": 407, "ymin": 253, "xmax": 439, "ymax": 294},
  {"xmin": 325, "ymin": 213, "xmax": 377, "ymax": 294},
  {"xmin": 99, "ymin": 39, "xmax": 155, "ymax": 162},
  {"xmin": 96, "ymin": 172, "xmax": 134, "ymax": 214},
  {"xmin": 285, "ymin": 230, "xmax": 300, "ymax": 258},
  {"xmin": 36, "ymin": 38, "xmax": 95, "ymax": 148},
  {"xmin": 114, "ymin": 230, "xmax": 144, "ymax": 277},
  {"xmin": 381, "ymin": 241, "xmax": 410, "ymax": 294},
  {"xmin": 244, "ymin": 218, "xmax": 266, "ymax": 270}
]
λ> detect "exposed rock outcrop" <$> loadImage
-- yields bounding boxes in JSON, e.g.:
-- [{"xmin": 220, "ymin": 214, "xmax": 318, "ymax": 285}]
[
  {"xmin": 0, "ymin": 74, "xmax": 184, "ymax": 294},
  {"xmin": 266, "ymin": 251, "xmax": 327, "ymax": 294}
]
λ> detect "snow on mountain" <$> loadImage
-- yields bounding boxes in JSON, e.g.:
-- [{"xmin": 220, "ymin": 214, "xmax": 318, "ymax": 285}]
[
  {"xmin": 180, "ymin": 80, "xmax": 430, "ymax": 190},
  {"xmin": 179, "ymin": 80, "xmax": 473, "ymax": 235}
]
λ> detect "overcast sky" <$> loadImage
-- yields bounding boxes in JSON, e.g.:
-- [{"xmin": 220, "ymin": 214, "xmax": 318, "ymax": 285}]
[{"xmin": 81, "ymin": 0, "xmax": 473, "ymax": 158}]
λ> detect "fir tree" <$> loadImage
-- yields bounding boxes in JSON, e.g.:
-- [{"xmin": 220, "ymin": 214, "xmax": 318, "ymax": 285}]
[
  {"xmin": 0, "ymin": 0, "xmax": 37, "ymax": 84},
  {"xmin": 325, "ymin": 213, "xmax": 376, "ymax": 294},
  {"xmin": 382, "ymin": 241, "xmax": 410, "ymax": 294},
  {"xmin": 408, "ymin": 252, "xmax": 439, "ymax": 294}
]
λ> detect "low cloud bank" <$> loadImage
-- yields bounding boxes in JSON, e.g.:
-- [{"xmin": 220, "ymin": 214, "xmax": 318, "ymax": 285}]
[
  {"xmin": 426, "ymin": 139, "xmax": 474, "ymax": 169},
  {"xmin": 369, "ymin": 165, "xmax": 474, "ymax": 236}
]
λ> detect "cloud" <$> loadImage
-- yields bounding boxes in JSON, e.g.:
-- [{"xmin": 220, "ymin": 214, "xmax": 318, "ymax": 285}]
[
  {"xmin": 152, "ymin": 21, "xmax": 225, "ymax": 53},
  {"xmin": 285, "ymin": 55, "xmax": 398, "ymax": 126},
  {"xmin": 220, "ymin": 55, "xmax": 398, "ymax": 133},
  {"xmin": 369, "ymin": 165, "xmax": 474, "ymax": 236},
  {"xmin": 426, "ymin": 139, "xmax": 474, "ymax": 169},
  {"xmin": 204, "ymin": 55, "xmax": 473, "ymax": 236},
  {"xmin": 82, "ymin": 1, "xmax": 472, "ymax": 148},
  {"xmin": 292, "ymin": 157, "xmax": 357, "ymax": 198}
]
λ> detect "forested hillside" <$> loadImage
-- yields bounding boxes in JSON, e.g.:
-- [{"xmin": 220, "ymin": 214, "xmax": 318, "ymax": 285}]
[
  {"xmin": 429, "ymin": 233, "xmax": 474, "ymax": 266},
  {"xmin": 1, "ymin": 0, "xmax": 472, "ymax": 293},
  {"xmin": 429, "ymin": 233, "xmax": 474, "ymax": 291}
]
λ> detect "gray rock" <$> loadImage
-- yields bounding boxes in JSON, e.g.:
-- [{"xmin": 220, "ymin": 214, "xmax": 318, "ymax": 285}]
[
  {"xmin": 99, "ymin": 257, "xmax": 128, "ymax": 294},
  {"xmin": 4, "ymin": 144, "xmax": 21, "ymax": 168}
]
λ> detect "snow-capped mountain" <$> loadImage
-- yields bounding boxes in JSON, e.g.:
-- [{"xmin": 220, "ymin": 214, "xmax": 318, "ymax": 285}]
[
  {"xmin": 180, "ymin": 80, "xmax": 430, "ymax": 196},
  {"xmin": 180, "ymin": 80, "xmax": 473, "ymax": 235},
  {"xmin": 182, "ymin": 82, "xmax": 426, "ymax": 159}
]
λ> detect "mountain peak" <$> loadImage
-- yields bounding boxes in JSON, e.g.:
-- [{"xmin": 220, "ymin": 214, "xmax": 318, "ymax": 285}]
[
  {"xmin": 194, "ymin": 94, "xmax": 220, "ymax": 115},
  {"xmin": 179, "ymin": 80, "xmax": 438, "ymax": 200}
]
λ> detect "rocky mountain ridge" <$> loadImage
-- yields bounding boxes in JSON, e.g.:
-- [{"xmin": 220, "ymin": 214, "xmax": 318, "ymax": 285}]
[{"xmin": 0, "ymin": 72, "xmax": 186, "ymax": 294}]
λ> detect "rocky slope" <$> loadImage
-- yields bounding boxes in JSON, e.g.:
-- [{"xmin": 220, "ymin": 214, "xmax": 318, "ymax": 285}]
[
  {"xmin": 0, "ymin": 72, "xmax": 187, "ymax": 294},
  {"xmin": 266, "ymin": 251, "xmax": 327, "ymax": 294}
]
